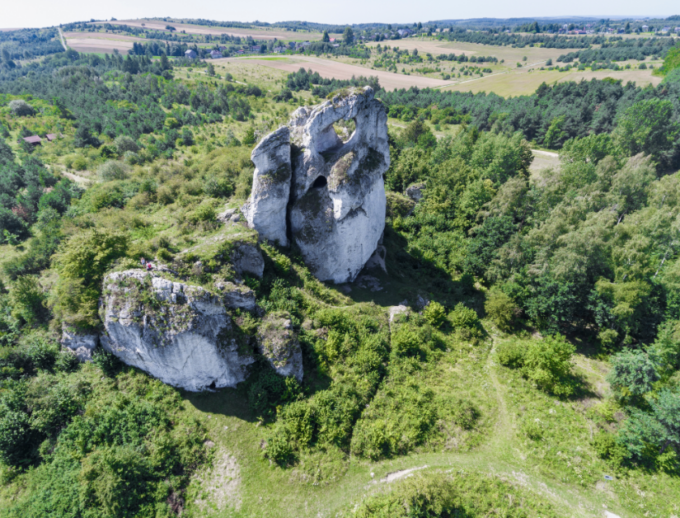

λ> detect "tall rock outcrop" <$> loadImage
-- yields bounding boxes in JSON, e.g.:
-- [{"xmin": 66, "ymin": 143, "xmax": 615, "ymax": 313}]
[
  {"xmin": 242, "ymin": 127, "xmax": 291, "ymax": 247},
  {"xmin": 100, "ymin": 270, "xmax": 255, "ymax": 392},
  {"xmin": 243, "ymin": 87, "xmax": 389, "ymax": 283}
]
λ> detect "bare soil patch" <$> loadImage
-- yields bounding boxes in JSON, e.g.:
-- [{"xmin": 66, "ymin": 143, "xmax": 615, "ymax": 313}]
[{"xmin": 191, "ymin": 448, "xmax": 242, "ymax": 513}]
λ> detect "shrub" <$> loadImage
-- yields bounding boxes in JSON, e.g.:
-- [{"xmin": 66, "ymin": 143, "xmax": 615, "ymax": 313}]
[
  {"xmin": 97, "ymin": 160, "xmax": 129, "ymax": 181},
  {"xmin": 92, "ymin": 348, "xmax": 123, "ymax": 377},
  {"xmin": 114, "ymin": 135, "xmax": 140, "ymax": 154},
  {"xmin": 348, "ymin": 471, "xmax": 557, "ymax": 518},
  {"xmin": 8, "ymin": 99, "xmax": 35, "ymax": 116},
  {"xmin": 448, "ymin": 303, "xmax": 479, "ymax": 329},
  {"xmin": 593, "ymin": 431, "xmax": 627, "ymax": 465},
  {"xmin": 497, "ymin": 335, "xmax": 576, "ymax": 396},
  {"xmin": 485, "ymin": 289, "xmax": 517, "ymax": 331},
  {"xmin": 9, "ymin": 277, "xmax": 47, "ymax": 326},
  {"xmin": 189, "ymin": 203, "xmax": 216, "ymax": 223},
  {"xmin": 51, "ymin": 230, "xmax": 128, "ymax": 329},
  {"xmin": 496, "ymin": 340, "xmax": 526, "ymax": 368},
  {"xmin": 423, "ymin": 301, "xmax": 446, "ymax": 328},
  {"xmin": 72, "ymin": 155, "xmax": 87, "ymax": 171},
  {"xmin": 523, "ymin": 335, "xmax": 576, "ymax": 396}
]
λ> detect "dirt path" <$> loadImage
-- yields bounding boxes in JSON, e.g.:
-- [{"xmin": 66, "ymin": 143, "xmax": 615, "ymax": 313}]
[{"xmin": 57, "ymin": 28, "xmax": 67, "ymax": 51}]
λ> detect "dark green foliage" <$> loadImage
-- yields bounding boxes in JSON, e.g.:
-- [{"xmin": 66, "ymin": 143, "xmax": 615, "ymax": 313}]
[
  {"xmin": 247, "ymin": 366, "xmax": 303, "ymax": 418},
  {"xmin": 286, "ymin": 68, "xmax": 380, "ymax": 98},
  {"xmin": 608, "ymin": 349, "xmax": 660, "ymax": 399},
  {"xmin": 2, "ymin": 371, "xmax": 207, "ymax": 518},
  {"xmin": 92, "ymin": 348, "xmax": 123, "ymax": 377}
]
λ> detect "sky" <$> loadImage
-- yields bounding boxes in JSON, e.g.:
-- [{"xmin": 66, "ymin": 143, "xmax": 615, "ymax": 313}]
[{"xmin": 1, "ymin": 0, "xmax": 677, "ymax": 29}]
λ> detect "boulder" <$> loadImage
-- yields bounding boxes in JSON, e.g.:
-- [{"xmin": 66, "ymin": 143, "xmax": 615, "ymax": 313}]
[
  {"xmin": 61, "ymin": 324, "xmax": 99, "ymax": 361},
  {"xmin": 405, "ymin": 182, "xmax": 425, "ymax": 203},
  {"xmin": 242, "ymin": 127, "xmax": 291, "ymax": 246},
  {"xmin": 256, "ymin": 312, "xmax": 303, "ymax": 380},
  {"xmin": 215, "ymin": 281, "xmax": 257, "ymax": 311},
  {"xmin": 244, "ymin": 87, "xmax": 389, "ymax": 284},
  {"xmin": 100, "ymin": 270, "xmax": 254, "ymax": 392},
  {"xmin": 231, "ymin": 242, "xmax": 265, "ymax": 278}
]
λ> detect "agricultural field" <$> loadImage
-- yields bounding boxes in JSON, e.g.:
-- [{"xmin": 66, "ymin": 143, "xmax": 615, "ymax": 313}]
[
  {"xmin": 223, "ymin": 56, "xmax": 451, "ymax": 90},
  {"xmin": 93, "ymin": 19, "xmax": 327, "ymax": 41},
  {"xmin": 62, "ymin": 32, "xmax": 143, "ymax": 54}
]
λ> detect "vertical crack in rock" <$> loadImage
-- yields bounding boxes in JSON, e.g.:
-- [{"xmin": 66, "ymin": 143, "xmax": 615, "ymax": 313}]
[{"xmin": 244, "ymin": 86, "xmax": 389, "ymax": 283}]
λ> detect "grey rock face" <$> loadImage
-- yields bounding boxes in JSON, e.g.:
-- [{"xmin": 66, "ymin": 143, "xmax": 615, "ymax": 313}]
[
  {"xmin": 61, "ymin": 324, "xmax": 98, "ymax": 361},
  {"xmin": 406, "ymin": 182, "xmax": 425, "ymax": 203},
  {"xmin": 244, "ymin": 87, "xmax": 389, "ymax": 284},
  {"xmin": 242, "ymin": 127, "xmax": 291, "ymax": 246},
  {"xmin": 215, "ymin": 281, "xmax": 257, "ymax": 311},
  {"xmin": 289, "ymin": 87, "xmax": 389, "ymax": 283},
  {"xmin": 256, "ymin": 312, "xmax": 303, "ymax": 381},
  {"xmin": 231, "ymin": 242, "xmax": 265, "ymax": 278},
  {"xmin": 100, "ymin": 270, "xmax": 254, "ymax": 392}
]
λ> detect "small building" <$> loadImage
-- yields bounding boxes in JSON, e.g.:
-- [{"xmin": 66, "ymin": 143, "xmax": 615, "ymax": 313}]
[
  {"xmin": 23, "ymin": 136, "xmax": 42, "ymax": 146},
  {"xmin": 45, "ymin": 133, "xmax": 57, "ymax": 142},
  {"xmin": 236, "ymin": 49, "xmax": 244, "ymax": 54},
  {"xmin": 329, "ymin": 38, "xmax": 336, "ymax": 43},
  {"xmin": 675, "ymin": 27, "xmax": 680, "ymax": 33},
  {"xmin": 642, "ymin": 25, "xmax": 649, "ymax": 31},
  {"xmin": 273, "ymin": 46, "xmax": 285, "ymax": 53},
  {"xmin": 397, "ymin": 29, "xmax": 411, "ymax": 37},
  {"xmin": 185, "ymin": 49, "xmax": 197, "ymax": 59},
  {"xmin": 209, "ymin": 50, "xmax": 222, "ymax": 59},
  {"xmin": 251, "ymin": 45, "xmax": 262, "ymax": 52},
  {"xmin": 661, "ymin": 26, "xmax": 671, "ymax": 34}
]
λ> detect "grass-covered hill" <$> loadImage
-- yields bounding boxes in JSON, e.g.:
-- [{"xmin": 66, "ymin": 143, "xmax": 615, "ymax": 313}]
[{"xmin": 1, "ymin": 34, "xmax": 680, "ymax": 518}]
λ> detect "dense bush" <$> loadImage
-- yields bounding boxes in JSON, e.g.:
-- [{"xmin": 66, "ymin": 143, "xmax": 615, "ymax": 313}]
[
  {"xmin": 497, "ymin": 336, "xmax": 576, "ymax": 396},
  {"xmin": 346, "ymin": 470, "xmax": 557, "ymax": 517}
]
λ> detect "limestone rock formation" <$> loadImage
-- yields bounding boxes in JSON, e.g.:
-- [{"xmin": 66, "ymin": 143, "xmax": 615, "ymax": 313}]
[
  {"xmin": 61, "ymin": 325, "xmax": 98, "ymax": 361},
  {"xmin": 256, "ymin": 312, "xmax": 303, "ymax": 380},
  {"xmin": 242, "ymin": 127, "xmax": 291, "ymax": 246},
  {"xmin": 100, "ymin": 270, "xmax": 254, "ymax": 391},
  {"xmin": 215, "ymin": 281, "xmax": 257, "ymax": 311},
  {"xmin": 231, "ymin": 242, "xmax": 265, "ymax": 278},
  {"xmin": 244, "ymin": 87, "xmax": 389, "ymax": 283}
]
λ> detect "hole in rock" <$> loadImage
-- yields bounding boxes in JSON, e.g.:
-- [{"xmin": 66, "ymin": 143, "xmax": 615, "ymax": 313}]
[
  {"xmin": 312, "ymin": 176, "xmax": 328, "ymax": 189},
  {"xmin": 208, "ymin": 380, "xmax": 216, "ymax": 390},
  {"xmin": 332, "ymin": 119, "xmax": 356, "ymax": 143}
]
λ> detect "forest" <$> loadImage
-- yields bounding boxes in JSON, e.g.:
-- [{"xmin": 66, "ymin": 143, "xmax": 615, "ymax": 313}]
[{"xmin": 1, "ymin": 25, "xmax": 680, "ymax": 518}]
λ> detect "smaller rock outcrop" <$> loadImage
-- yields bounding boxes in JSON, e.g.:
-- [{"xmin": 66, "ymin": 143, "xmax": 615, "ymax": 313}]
[
  {"xmin": 231, "ymin": 242, "xmax": 265, "ymax": 278},
  {"xmin": 242, "ymin": 127, "xmax": 291, "ymax": 247},
  {"xmin": 100, "ymin": 270, "xmax": 254, "ymax": 392},
  {"xmin": 406, "ymin": 183, "xmax": 425, "ymax": 203},
  {"xmin": 215, "ymin": 281, "xmax": 257, "ymax": 311},
  {"xmin": 256, "ymin": 312, "xmax": 303, "ymax": 380},
  {"xmin": 61, "ymin": 325, "xmax": 98, "ymax": 361}
]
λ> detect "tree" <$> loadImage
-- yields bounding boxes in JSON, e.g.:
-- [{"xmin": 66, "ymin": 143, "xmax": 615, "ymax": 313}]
[
  {"xmin": 343, "ymin": 27, "xmax": 355, "ymax": 45},
  {"xmin": 8, "ymin": 100, "xmax": 35, "ymax": 117},
  {"xmin": 619, "ymin": 387, "xmax": 680, "ymax": 460},
  {"xmin": 322, "ymin": 30, "xmax": 330, "ymax": 43},
  {"xmin": 207, "ymin": 62, "xmax": 215, "ymax": 76},
  {"xmin": 74, "ymin": 125, "xmax": 100, "ymax": 148},
  {"xmin": 522, "ymin": 335, "xmax": 576, "ymax": 396},
  {"xmin": 159, "ymin": 52, "xmax": 170, "ymax": 71},
  {"xmin": 608, "ymin": 349, "xmax": 660, "ymax": 399},
  {"xmin": 614, "ymin": 99, "xmax": 679, "ymax": 166}
]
